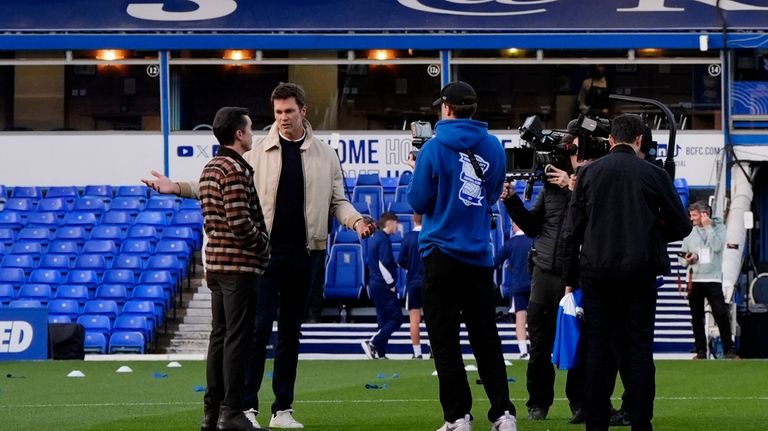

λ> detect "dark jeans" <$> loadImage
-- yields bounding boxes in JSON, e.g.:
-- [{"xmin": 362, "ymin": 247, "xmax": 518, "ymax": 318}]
[
  {"xmin": 527, "ymin": 266, "xmax": 584, "ymax": 412},
  {"xmin": 243, "ymin": 244, "xmax": 323, "ymax": 414},
  {"xmin": 305, "ymin": 253, "xmax": 326, "ymax": 321},
  {"xmin": 204, "ymin": 272, "xmax": 259, "ymax": 412},
  {"xmin": 582, "ymin": 276, "xmax": 657, "ymax": 431},
  {"xmin": 423, "ymin": 249, "xmax": 515, "ymax": 423},
  {"xmin": 369, "ymin": 283, "xmax": 404, "ymax": 356},
  {"xmin": 688, "ymin": 281, "xmax": 734, "ymax": 355}
]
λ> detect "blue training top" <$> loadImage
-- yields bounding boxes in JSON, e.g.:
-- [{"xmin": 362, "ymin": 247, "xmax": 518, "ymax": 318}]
[
  {"xmin": 398, "ymin": 229, "xmax": 424, "ymax": 290},
  {"xmin": 367, "ymin": 229, "xmax": 398, "ymax": 289}
]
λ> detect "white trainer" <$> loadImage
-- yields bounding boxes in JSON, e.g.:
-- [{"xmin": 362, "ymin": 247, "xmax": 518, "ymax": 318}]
[
  {"xmin": 243, "ymin": 408, "xmax": 262, "ymax": 428},
  {"xmin": 436, "ymin": 414, "xmax": 472, "ymax": 431},
  {"xmin": 492, "ymin": 411, "xmax": 517, "ymax": 431},
  {"xmin": 269, "ymin": 409, "xmax": 304, "ymax": 429}
]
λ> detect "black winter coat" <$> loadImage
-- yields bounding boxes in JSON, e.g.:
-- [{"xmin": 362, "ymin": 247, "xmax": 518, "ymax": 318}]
[
  {"xmin": 502, "ymin": 183, "xmax": 570, "ymax": 274},
  {"xmin": 562, "ymin": 145, "xmax": 692, "ymax": 285}
]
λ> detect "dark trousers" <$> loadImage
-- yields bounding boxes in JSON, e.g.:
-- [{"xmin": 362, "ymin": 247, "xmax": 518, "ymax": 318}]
[
  {"xmin": 527, "ymin": 266, "xmax": 584, "ymax": 411},
  {"xmin": 369, "ymin": 283, "xmax": 404, "ymax": 356},
  {"xmin": 305, "ymin": 255, "xmax": 326, "ymax": 321},
  {"xmin": 423, "ymin": 249, "xmax": 515, "ymax": 423},
  {"xmin": 243, "ymin": 244, "xmax": 323, "ymax": 414},
  {"xmin": 204, "ymin": 272, "xmax": 259, "ymax": 412},
  {"xmin": 582, "ymin": 276, "xmax": 657, "ymax": 431},
  {"xmin": 688, "ymin": 281, "xmax": 734, "ymax": 355}
]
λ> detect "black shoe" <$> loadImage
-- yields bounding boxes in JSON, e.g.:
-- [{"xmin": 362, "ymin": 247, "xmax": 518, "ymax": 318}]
[
  {"xmin": 527, "ymin": 406, "xmax": 548, "ymax": 420},
  {"xmin": 609, "ymin": 409, "xmax": 631, "ymax": 427},
  {"xmin": 201, "ymin": 409, "xmax": 219, "ymax": 431},
  {"xmin": 569, "ymin": 407, "xmax": 585, "ymax": 424},
  {"xmin": 217, "ymin": 407, "xmax": 261, "ymax": 430},
  {"xmin": 725, "ymin": 350, "xmax": 740, "ymax": 360}
]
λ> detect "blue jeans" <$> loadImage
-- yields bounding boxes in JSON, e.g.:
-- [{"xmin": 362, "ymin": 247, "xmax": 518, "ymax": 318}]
[
  {"xmin": 243, "ymin": 243, "xmax": 323, "ymax": 414},
  {"xmin": 369, "ymin": 283, "xmax": 404, "ymax": 356}
]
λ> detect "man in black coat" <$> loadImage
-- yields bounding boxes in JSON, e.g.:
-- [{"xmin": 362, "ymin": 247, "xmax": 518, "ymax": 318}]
[{"xmin": 562, "ymin": 114, "xmax": 691, "ymax": 431}]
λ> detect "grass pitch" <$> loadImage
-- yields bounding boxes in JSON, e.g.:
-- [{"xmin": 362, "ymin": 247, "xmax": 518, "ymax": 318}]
[{"xmin": 0, "ymin": 359, "xmax": 766, "ymax": 430}]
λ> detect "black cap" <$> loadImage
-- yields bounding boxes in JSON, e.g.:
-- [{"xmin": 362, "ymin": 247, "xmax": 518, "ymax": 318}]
[{"xmin": 432, "ymin": 81, "xmax": 478, "ymax": 107}]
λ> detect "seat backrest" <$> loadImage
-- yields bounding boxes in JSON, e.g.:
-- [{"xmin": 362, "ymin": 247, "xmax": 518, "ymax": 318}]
[
  {"xmin": 77, "ymin": 314, "xmax": 112, "ymax": 334},
  {"xmin": 0, "ymin": 227, "xmax": 15, "ymax": 246},
  {"xmin": 0, "ymin": 284, "xmax": 15, "ymax": 303},
  {"xmin": 120, "ymin": 239, "xmax": 154, "ymax": 255},
  {"xmin": 83, "ymin": 332, "xmax": 108, "ymax": 354},
  {"xmin": 134, "ymin": 210, "xmax": 167, "ymax": 226},
  {"xmin": 45, "ymin": 186, "xmax": 79, "ymax": 200},
  {"xmin": 356, "ymin": 173, "xmax": 381, "ymax": 186},
  {"xmin": 11, "ymin": 186, "xmax": 42, "ymax": 199},
  {"xmin": 82, "ymin": 240, "xmax": 119, "ymax": 256},
  {"xmin": 37, "ymin": 197, "xmax": 68, "ymax": 213},
  {"xmin": 82, "ymin": 299, "xmax": 119, "ymax": 319},
  {"xmin": 0, "ymin": 267, "xmax": 27, "ymax": 287},
  {"xmin": 25, "ymin": 212, "xmax": 60, "ymax": 229},
  {"xmin": 127, "ymin": 225, "xmax": 160, "ymax": 241},
  {"xmin": 47, "ymin": 299, "xmax": 80, "ymax": 318},
  {"xmin": 170, "ymin": 209, "xmax": 203, "ymax": 228},
  {"xmin": 29, "ymin": 269, "xmax": 63, "ymax": 285},
  {"xmin": 54, "ymin": 226, "xmax": 88, "ymax": 243},
  {"xmin": 155, "ymin": 239, "xmax": 190, "ymax": 256},
  {"xmin": 1, "ymin": 253, "xmax": 38, "ymax": 271},
  {"xmin": 116, "ymin": 185, "xmax": 149, "ymax": 199},
  {"xmin": 102, "ymin": 269, "xmax": 136, "ymax": 285},
  {"xmin": 0, "ymin": 211, "xmax": 24, "ymax": 230},
  {"xmin": 55, "ymin": 284, "xmax": 90, "ymax": 303},
  {"xmin": 18, "ymin": 284, "xmax": 53, "ymax": 302},
  {"xmin": 100, "ymin": 210, "xmax": 134, "ymax": 226},
  {"xmin": 65, "ymin": 269, "xmax": 100, "ymax": 287},
  {"xmin": 9, "ymin": 299, "xmax": 43, "ymax": 308},
  {"xmin": 352, "ymin": 186, "xmax": 384, "ymax": 220},
  {"xmin": 73, "ymin": 197, "xmax": 106, "ymax": 214},
  {"xmin": 112, "ymin": 254, "xmax": 144, "ymax": 274},
  {"xmin": 90, "ymin": 225, "xmax": 125, "ymax": 245},
  {"xmin": 95, "ymin": 284, "xmax": 130, "ymax": 304},
  {"xmin": 38, "ymin": 254, "xmax": 71, "ymax": 273},
  {"xmin": 5, "ymin": 197, "xmax": 36, "ymax": 212},
  {"xmin": 82, "ymin": 185, "xmax": 113, "ymax": 199},
  {"xmin": 48, "ymin": 239, "xmax": 80, "ymax": 256},
  {"xmin": 324, "ymin": 244, "xmax": 364, "ymax": 300},
  {"xmin": 62, "ymin": 212, "xmax": 98, "ymax": 228},
  {"xmin": 108, "ymin": 331, "xmax": 145, "ymax": 354},
  {"xmin": 11, "ymin": 240, "xmax": 45, "ymax": 256}
]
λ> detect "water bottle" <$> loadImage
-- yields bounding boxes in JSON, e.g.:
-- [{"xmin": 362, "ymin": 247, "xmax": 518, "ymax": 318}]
[{"xmin": 340, "ymin": 305, "xmax": 348, "ymax": 323}]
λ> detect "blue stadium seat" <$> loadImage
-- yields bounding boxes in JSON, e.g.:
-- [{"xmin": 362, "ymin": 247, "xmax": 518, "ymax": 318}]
[
  {"xmin": 381, "ymin": 176, "xmax": 399, "ymax": 210},
  {"xmin": 10, "ymin": 240, "xmax": 44, "ymax": 257},
  {"xmin": 55, "ymin": 284, "xmax": 90, "ymax": 305},
  {"xmin": 388, "ymin": 201, "xmax": 415, "ymax": 234},
  {"xmin": 18, "ymin": 226, "xmax": 53, "ymax": 243},
  {"xmin": 145, "ymin": 196, "xmax": 178, "ymax": 215},
  {"xmin": 100, "ymin": 210, "xmax": 134, "ymax": 228},
  {"xmin": 179, "ymin": 199, "xmax": 201, "ymax": 210},
  {"xmin": 4, "ymin": 198, "xmax": 36, "ymax": 214},
  {"xmin": 38, "ymin": 254, "xmax": 71, "ymax": 275},
  {"xmin": 82, "ymin": 185, "xmax": 113, "ymax": 201},
  {"xmin": 333, "ymin": 229, "xmax": 360, "ymax": 245},
  {"xmin": 77, "ymin": 314, "xmax": 112, "ymax": 336},
  {"xmin": 10, "ymin": 186, "xmax": 42, "ymax": 199},
  {"xmin": 47, "ymin": 299, "xmax": 80, "ymax": 320},
  {"xmin": 29, "ymin": 269, "xmax": 63, "ymax": 287},
  {"xmin": 138, "ymin": 270, "xmax": 176, "ymax": 298},
  {"xmin": 26, "ymin": 212, "xmax": 60, "ymax": 232},
  {"xmin": 54, "ymin": 226, "xmax": 88, "ymax": 246},
  {"xmin": 89, "ymin": 225, "xmax": 124, "ymax": 246},
  {"xmin": 102, "ymin": 269, "xmax": 136, "ymax": 287},
  {"xmin": 352, "ymin": 201, "xmax": 370, "ymax": 216},
  {"xmin": 73, "ymin": 197, "xmax": 106, "ymax": 215},
  {"xmin": 132, "ymin": 284, "xmax": 170, "ymax": 312},
  {"xmin": 115, "ymin": 185, "xmax": 149, "ymax": 200},
  {"xmin": 169, "ymin": 210, "xmax": 203, "ymax": 234},
  {"xmin": 161, "ymin": 226, "xmax": 200, "ymax": 250},
  {"xmin": 49, "ymin": 315, "xmax": 72, "ymax": 324},
  {"xmin": 113, "ymin": 315, "xmax": 153, "ymax": 344},
  {"xmin": 398, "ymin": 171, "xmax": 413, "ymax": 186},
  {"xmin": 8, "ymin": 299, "xmax": 43, "ymax": 308},
  {"xmin": 81, "ymin": 240, "xmax": 118, "ymax": 258},
  {"xmin": 120, "ymin": 239, "xmax": 154, "ymax": 256},
  {"xmin": 324, "ymin": 244, "xmax": 365, "ymax": 301},
  {"xmin": 65, "ymin": 269, "xmax": 100, "ymax": 291},
  {"xmin": 17, "ymin": 284, "xmax": 53, "ymax": 304},
  {"xmin": 0, "ymin": 227, "xmax": 15, "ymax": 247},
  {"xmin": 126, "ymin": 225, "xmax": 160, "ymax": 245},
  {"xmin": 111, "ymin": 254, "xmax": 145, "ymax": 277},
  {"xmin": 352, "ymin": 186, "xmax": 385, "ymax": 221},
  {"xmin": 154, "ymin": 240, "xmax": 190, "ymax": 276},
  {"xmin": 95, "ymin": 284, "xmax": 130, "ymax": 306},
  {"xmin": 356, "ymin": 173, "xmax": 382, "ymax": 186},
  {"xmin": 37, "ymin": 197, "xmax": 69, "ymax": 214},
  {"xmin": 1, "ymin": 254, "xmax": 38, "ymax": 273},
  {"xmin": 134, "ymin": 210, "xmax": 167, "ymax": 228},
  {"xmin": 48, "ymin": 239, "xmax": 80, "ymax": 257},
  {"xmin": 45, "ymin": 186, "xmax": 79, "ymax": 203},
  {"xmin": 0, "ymin": 268, "xmax": 27, "ymax": 290},
  {"xmin": 122, "ymin": 300, "xmax": 162, "ymax": 330},
  {"xmin": 109, "ymin": 197, "xmax": 144, "ymax": 215},
  {"xmin": 82, "ymin": 299, "xmax": 119, "ymax": 322},
  {"xmin": 108, "ymin": 331, "xmax": 145, "ymax": 354},
  {"xmin": 84, "ymin": 332, "xmax": 108, "ymax": 354},
  {"xmin": 146, "ymin": 255, "xmax": 183, "ymax": 286},
  {"xmin": 0, "ymin": 284, "xmax": 15, "ymax": 305},
  {"xmin": 0, "ymin": 211, "xmax": 25, "ymax": 231},
  {"xmin": 674, "ymin": 178, "xmax": 689, "ymax": 208},
  {"xmin": 61, "ymin": 212, "xmax": 98, "ymax": 231}
]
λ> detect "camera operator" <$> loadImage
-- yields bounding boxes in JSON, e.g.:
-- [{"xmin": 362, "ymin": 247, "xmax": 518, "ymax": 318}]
[
  {"xmin": 561, "ymin": 114, "xmax": 691, "ymax": 431},
  {"xmin": 500, "ymin": 131, "xmax": 587, "ymax": 424}
]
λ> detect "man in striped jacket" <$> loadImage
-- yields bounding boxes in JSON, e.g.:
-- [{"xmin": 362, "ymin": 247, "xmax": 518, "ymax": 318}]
[{"xmin": 200, "ymin": 106, "xmax": 270, "ymax": 431}]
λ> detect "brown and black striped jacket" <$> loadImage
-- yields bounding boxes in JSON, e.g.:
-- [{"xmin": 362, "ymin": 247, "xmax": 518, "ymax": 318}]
[{"xmin": 199, "ymin": 145, "xmax": 270, "ymax": 274}]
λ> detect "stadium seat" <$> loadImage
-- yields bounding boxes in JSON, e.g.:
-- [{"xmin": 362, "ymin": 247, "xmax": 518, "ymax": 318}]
[
  {"xmin": 1, "ymin": 254, "xmax": 38, "ymax": 273},
  {"xmin": 48, "ymin": 315, "xmax": 72, "ymax": 324},
  {"xmin": 100, "ymin": 210, "xmax": 134, "ymax": 228},
  {"xmin": 113, "ymin": 315, "xmax": 153, "ymax": 344},
  {"xmin": 161, "ymin": 226, "xmax": 199, "ymax": 250},
  {"xmin": 65, "ymin": 269, "xmax": 100, "ymax": 291},
  {"xmin": 4, "ymin": 198, "xmax": 36, "ymax": 214},
  {"xmin": 55, "ymin": 284, "xmax": 90, "ymax": 305},
  {"xmin": 355, "ymin": 173, "xmax": 382, "ymax": 186},
  {"xmin": 132, "ymin": 284, "xmax": 170, "ymax": 312},
  {"xmin": 123, "ymin": 300, "xmax": 162, "ymax": 330},
  {"xmin": 48, "ymin": 239, "xmax": 80, "ymax": 257},
  {"xmin": 398, "ymin": 171, "xmax": 413, "ymax": 186},
  {"xmin": 82, "ymin": 299, "xmax": 119, "ymax": 321},
  {"xmin": 352, "ymin": 186, "xmax": 385, "ymax": 221},
  {"xmin": 82, "ymin": 185, "xmax": 113, "ymax": 201},
  {"xmin": 81, "ymin": 240, "xmax": 118, "ymax": 258},
  {"xmin": 17, "ymin": 284, "xmax": 53, "ymax": 304},
  {"xmin": 95, "ymin": 284, "xmax": 130, "ymax": 306},
  {"xmin": 62, "ymin": 212, "xmax": 98, "ymax": 230},
  {"xmin": 179, "ymin": 199, "xmax": 201, "ymax": 210},
  {"xmin": 8, "ymin": 299, "xmax": 43, "ymax": 308},
  {"xmin": 102, "ymin": 269, "xmax": 136, "ymax": 287},
  {"xmin": 0, "ymin": 210, "xmax": 25, "ymax": 231},
  {"xmin": 146, "ymin": 255, "xmax": 183, "ymax": 286},
  {"xmin": 333, "ymin": 229, "xmax": 360, "ymax": 245},
  {"xmin": 73, "ymin": 197, "xmax": 107, "ymax": 215},
  {"xmin": 38, "ymin": 254, "xmax": 71, "ymax": 275},
  {"xmin": 126, "ymin": 225, "xmax": 160, "ymax": 245},
  {"xmin": 54, "ymin": 226, "xmax": 88, "ymax": 246},
  {"xmin": 11, "ymin": 186, "xmax": 42, "ymax": 199},
  {"xmin": 17, "ymin": 226, "xmax": 52, "ymax": 243},
  {"xmin": 10, "ymin": 240, "xmax": 44, "ymax": 257},
  {"xmin": 37, "ymin": 197, "xmax": 69, "ymax": 214},
  {"xmin": 45, "ymin": 186, "xmax": 79, "ymax": 203},
  {"xmin": 111, "ymin": 254, "xmax": 145, "ymax": 277},
  {"xmin": 134, "ymin": 210, "xmax": 167, "ymax": 228},
  {"xmin": 29, "ymin": 268, "xmax": 63, "ymax": 286},
  {"xmin": 352, "ymin": 201, "xmax": 370, "ymax": 216},
  {"xmin": 108, "ymin": 331, "xmax": 146, "ymax": 354},
  {"xmin": 120, "ymin": 239, "xmax": 154, "ymax": 256},
  {"xmin": 89, "ymin": 225, "xmax": 124, "ymax": 246},
  {"xmin": 388, "ymin": 201, "xmax": 414, "ymax": 234},
  {"xmin": 0, "ymin": 284, "xmax": 15, "ymax": 305},
  {"xmin": 115, "ymin": 185, "xmax": 149, "ymax": 200},
  {"xmin": 25, "ymin": 212, "xmax": 60, "ymax": 231},
  {"xmin": 324, "ymin": 244, "xmax": 365, "ymax": 301},
  {"xmin": 138, "ymin": 270, "xmax": 176, "ymax": 298},
  {"xmin": 84, "ymin": 332, "xmax": 108, "ymax": 354},
  {"xmin": 47, "ymin": 298, "xmax": 80, "ymax": 320},
  {"xmin": 0, "ymin": 227, "xmax": 15, "ymax": 247},
  {"xmin": 78, "ymin": 314, "xmax": 112, "ymax": 336},
  {"xmin": 154, "ymin": 241, "xmax": 190, "ymax": 277},
  {"xmin": 145, "ymin": 196, "xmax": 178, "ymax": 215},
  {"xmin": 169, "ymin": 210, "xmax": 203, "ymax": 233},
  {"xmin": 109, "ymin": 197, "xmax": 144, "ymax": 215},
  {"xmin": 0, "ymin": 268, "xmax": 27, "ymax": 290}
]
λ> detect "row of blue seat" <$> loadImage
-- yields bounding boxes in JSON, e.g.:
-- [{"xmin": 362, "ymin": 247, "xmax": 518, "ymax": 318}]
[
  {"xmin": 0, "ymin": 185, "xmax": 153, "ymax": 200},
  {"xmin": 0, "ymin": 208, "xmax": 203, "ymax": 232},
  {"xmin": 0, "ymin": 195, "xmax": 200, "ymax": 214}
]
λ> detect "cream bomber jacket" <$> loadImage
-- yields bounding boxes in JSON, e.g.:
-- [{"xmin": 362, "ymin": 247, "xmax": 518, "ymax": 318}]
[{"xmin": 178, "ymin": 121, "xmax": 363, "ymax": 251}]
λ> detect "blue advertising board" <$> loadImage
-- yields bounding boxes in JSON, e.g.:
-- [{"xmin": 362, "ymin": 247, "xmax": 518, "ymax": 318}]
[
  {"xmin": 0, "ymin": 308, "xmax": 49, "ymax": 361},
  {"xmin": 1, "ymin": 0, "xmax": 768, "ymax": 32}
]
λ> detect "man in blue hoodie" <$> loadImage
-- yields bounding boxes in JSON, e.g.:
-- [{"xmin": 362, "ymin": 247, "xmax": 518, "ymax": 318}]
[
  {"xmin": 407, "ymin": 81, "xmax": 517, "ymax": 431},
  {"xmin": 361, "ymin": 211, "xmax": 403, "ymax": 359}
]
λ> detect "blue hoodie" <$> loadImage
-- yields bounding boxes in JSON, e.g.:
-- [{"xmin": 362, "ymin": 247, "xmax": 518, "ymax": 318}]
[{"xmin": 407, "ymin": 118, "xmax": 505, "ymax": 267}]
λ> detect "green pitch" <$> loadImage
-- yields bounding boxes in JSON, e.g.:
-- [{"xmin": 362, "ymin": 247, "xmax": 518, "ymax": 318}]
[{"xmin": 0, "ymin": 359, "xmax": 766, "ymax": 430}]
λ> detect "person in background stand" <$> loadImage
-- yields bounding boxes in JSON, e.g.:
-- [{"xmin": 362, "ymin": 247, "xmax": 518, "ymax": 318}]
[
  {"xmin": 578, "ymin": 65, "xmax": 610, "ymax": 117},
  {"xmin": 141, "ymin": 82, "xmax": 375, "ymax": 429},
  {"xmin": 361, "ymin": 211, "xmax": 403, "ymax": 359},
  {"xmin": 494, "ymin": 222, "xmax": 533, "ymax": 360},
  {"xmin": 398, "ymin": 212, "xmax": 426, "ymax": 359},
  {"xmin": 680, "ymin": 201, "xmax": 737, "ymax": 360},
  {"xmin": 408, "ymin": 81, "xmax": 517, "ymax": 431}
]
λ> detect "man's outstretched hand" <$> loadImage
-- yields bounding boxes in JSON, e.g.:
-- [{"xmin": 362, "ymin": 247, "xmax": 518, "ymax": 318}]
[{"xmin": 141, "ymin": 170, "xmax": 180, "ymax": 195}]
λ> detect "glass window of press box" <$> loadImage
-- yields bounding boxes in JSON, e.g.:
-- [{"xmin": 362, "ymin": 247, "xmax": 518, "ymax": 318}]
[
  {"xmin": 0, "ymin": 51, "xmax": 160, "ymax": 131},
  {"xmin": 169, "ymin": 50, "xmax": 443, "ymax": 131}
]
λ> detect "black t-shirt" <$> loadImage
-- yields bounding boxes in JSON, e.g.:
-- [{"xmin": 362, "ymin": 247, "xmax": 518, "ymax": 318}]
[{"xmin": 270, "ymin": 134, "xmax": 307, "ymax": 246}]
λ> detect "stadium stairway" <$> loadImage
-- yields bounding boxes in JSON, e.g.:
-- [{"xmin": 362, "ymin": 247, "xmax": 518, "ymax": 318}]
[{"xmin": 162, "ymin": 243, "xmax": 695, "ymax": 356}]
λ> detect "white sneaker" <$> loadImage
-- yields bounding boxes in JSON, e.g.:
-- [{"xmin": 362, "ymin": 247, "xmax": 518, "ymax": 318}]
[
  {"xmin": 269, "ymin": 409, "xmax": 304, "ymax": 429},
  {"xmin": 492, "ymin": 411, "xmax": 517, "ymax": 431},
  {"xmin": 436, "ymin": 414, "xmax": 472, "ymax": 431},
  {"xmin": 243, "ymin": 408, "xmax": 262, "ymax": 428}
]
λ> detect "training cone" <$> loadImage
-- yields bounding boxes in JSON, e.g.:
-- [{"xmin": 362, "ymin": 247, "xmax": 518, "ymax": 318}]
[
  {"xmin": 167, "ymin": 361, "xmax": 182, "ymax": 368},
  {"xmin": 67, "ymin": 370, "xmax": 85, "ymax": 378},
  {"xmin": 116, "ymin": 366, "xmax": 133, "ymax": 373},
  {"xmin": 431, "ymin": 370, "xmax": 438, "ymax": 376}
]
